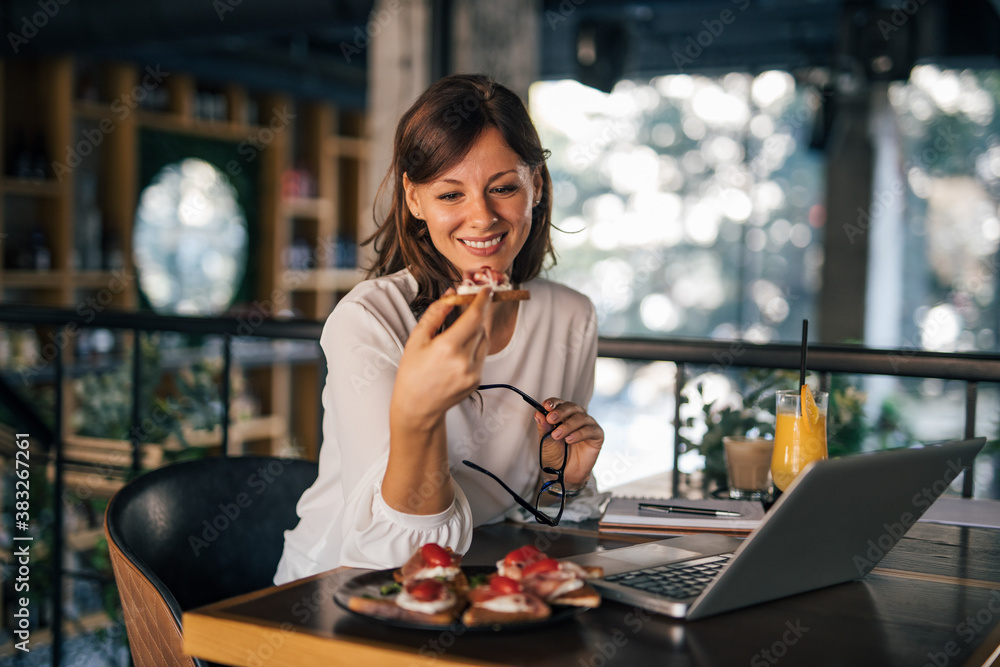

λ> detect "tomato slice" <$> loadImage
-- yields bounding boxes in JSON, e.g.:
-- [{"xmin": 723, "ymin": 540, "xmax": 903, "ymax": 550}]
[
  {"xmin": 489, "ymin": 576, "xmax": 522, "ymax": 595},
  {"xmin": 522, "ymin": 558, "xmax": 560, "ymax": 578},
  {"xmin": 504, "ymin": 545, "xmax": 544, "ymax": 567},
  {"xmin": 420, "ymin": 543, "xmax": 453, "ymax": 567},
  {"xmin": 407, "ymin": 579, "xmax": 445, "ymax": 602}
]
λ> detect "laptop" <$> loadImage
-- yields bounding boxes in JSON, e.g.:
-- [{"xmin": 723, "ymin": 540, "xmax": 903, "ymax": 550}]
[{"xmin": 563, "ymin": 438, "xmax": 986, "ymax": 620}]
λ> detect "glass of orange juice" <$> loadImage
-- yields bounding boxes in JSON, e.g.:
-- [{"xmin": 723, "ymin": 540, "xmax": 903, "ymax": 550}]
[{"xmin": 771, "ymin": 387, "xmax": 828, "ymax": 492}]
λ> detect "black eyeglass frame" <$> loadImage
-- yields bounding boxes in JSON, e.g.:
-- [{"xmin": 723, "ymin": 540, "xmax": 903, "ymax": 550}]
[{"xmin": 460, "ymin": 383, "xmax": 567, "ymax": 526}]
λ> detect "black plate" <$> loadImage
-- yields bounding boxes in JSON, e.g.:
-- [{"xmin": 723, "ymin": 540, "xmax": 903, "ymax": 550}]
[{"xmin": 333, "ymin": 565, "xmax": 588, "ymax": 632}]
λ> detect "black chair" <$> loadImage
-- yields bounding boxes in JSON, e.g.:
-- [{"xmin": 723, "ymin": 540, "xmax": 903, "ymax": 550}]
[{"xmin": 105, "ymin": 456, "xmax": 318, "ymax": 667}]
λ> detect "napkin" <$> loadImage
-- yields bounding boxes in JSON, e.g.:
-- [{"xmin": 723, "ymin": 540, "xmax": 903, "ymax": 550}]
[{"xmin": 504, "ymin": 481, "xmax": 612, "ymax": 524}]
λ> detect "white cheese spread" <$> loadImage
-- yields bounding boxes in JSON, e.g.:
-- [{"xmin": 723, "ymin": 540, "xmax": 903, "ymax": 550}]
[
  {"xmin": 548, "ymin": 577, "xmax": 584, "ymax": 599},
  {"xmin": 479, "ymin": 594, "xmax": 535, "ymax": 614},
  {"xmin": 495, "ymin": 559, "xmax": 517, "ymax": 578},
  {"xmin": 456, "ymin": 282, "xmax": 512, "ymax": 295},
  {"xmin": 559, "ymin": 561, "xmax": 589, "ymax": 578},
  {"xmin": 410, "ymin": 564, "xmax": 461, "ymax": 581},
  {"xmin": 395, "ymin": 588, "xmax": 456, "ymax": 614},
  {"xmin": 457, "ymin": 269, "xmax": 512, "ymax": 294}
]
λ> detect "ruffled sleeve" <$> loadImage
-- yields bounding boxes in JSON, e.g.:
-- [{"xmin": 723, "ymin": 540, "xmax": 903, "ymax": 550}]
[{"xmin": 337, "ymin": 453, "xmax": 474, "ymax": 569}]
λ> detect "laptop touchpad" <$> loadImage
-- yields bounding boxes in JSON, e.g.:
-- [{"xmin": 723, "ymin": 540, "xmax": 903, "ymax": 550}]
[{"xmin": 572, "ymin": 543, "xmax": 702, "ymax": 575}]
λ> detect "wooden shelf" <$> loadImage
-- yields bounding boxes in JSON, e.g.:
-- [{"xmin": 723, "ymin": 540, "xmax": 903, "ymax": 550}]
[
  {"xmin": 57, "ymin": 470, "xmax": 125, "ymax": 499},
  {"xmin": 64, "ymin": 434, "xmax": 163, "ymax": 469},
  {"xmin": 1, "ymin": 58, "xmax": 369, "ymax": 458},
  {"xmin": 2, "ymin": 270, "xmax": 67, "ymax": 288},
  {"xmin": 0, "ymin": 56, "xmax": 374, "ymax": 656},
  {"xmin": 135, "ymin": 109, "xmax": 262, "ymax": 141},
  {"xmin": 234, "ymin": 414, "xmax": 287, "ymax": 441},
  {"xmin": 73, "ymin": 99, "xmax": 114, "ymax": 121},
  {"xmin": 1, "ymin": 177, "xmax": 68, "ymax": 197},
  {"xmin": 283, "ymin": 196, "xmax": 334, "ymax": 220},
  {"xmin": 72, "ymin": 270, "xmax": 119, "ymax": 288},
  {"xmin": 282, "ymin": 267, "xmax": 363, "ymax": 292},
  {"xmin": 1, "ymin": 270, "xmax": 122, "ymax": 289},
  {"xmin": 324, "ymin": 135, "xmax": 369, "ymax": 160},
  {"xmin": 164, "ymin": 415, "xmax": 288, "ymax": 450}
]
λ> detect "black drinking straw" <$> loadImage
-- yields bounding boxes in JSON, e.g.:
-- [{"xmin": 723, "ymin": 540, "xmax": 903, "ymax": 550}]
[{"xmin": 799, "ymin": 319, "xmax": 809, "ymax": 388}]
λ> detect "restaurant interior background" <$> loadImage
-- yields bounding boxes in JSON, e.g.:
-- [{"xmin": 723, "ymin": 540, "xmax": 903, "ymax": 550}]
[{"xmin": 1, "ymin": 0, "xmax": 999, "ymax": 663}]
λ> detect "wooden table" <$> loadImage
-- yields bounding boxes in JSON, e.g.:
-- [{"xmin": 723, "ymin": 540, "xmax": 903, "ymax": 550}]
[{"xmin": 183, "ymin": 522, "xmax": 1000, "ymax": 666}]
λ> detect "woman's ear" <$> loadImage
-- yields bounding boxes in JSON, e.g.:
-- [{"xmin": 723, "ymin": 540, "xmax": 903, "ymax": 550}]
[
  {"xmin": 403, "ymin": 172, "xmax": 421, "ymax": 219},
  {"xmin": 531, "ymin": 167, "xmax": 544, "ymax": 206}
]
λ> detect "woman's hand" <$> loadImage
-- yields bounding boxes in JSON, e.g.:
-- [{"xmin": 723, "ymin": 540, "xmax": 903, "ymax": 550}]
[
  {"xmin": 382, "ymin": 288, "xmax": 491, "ymax": 515},
  {"xmin": 391, "ymin": 288, "xmax": 492, "ymax": 431},
  {"xmin": 534, "ymin": 399, "xmax": 604, "ymax": 489}
]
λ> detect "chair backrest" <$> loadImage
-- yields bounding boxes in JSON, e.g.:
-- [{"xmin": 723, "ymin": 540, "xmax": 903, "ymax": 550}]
[{"xmin": 105, "ymin": 456, "xmax": 318, "ymax": 667}]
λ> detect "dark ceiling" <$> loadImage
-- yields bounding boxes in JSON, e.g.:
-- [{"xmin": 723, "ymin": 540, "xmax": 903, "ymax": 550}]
[
  {"xmin": 0, "ymin": 0, "xmax": 374, "ymax": 108},
  {"xmin": 540, "ymin": 0, "xmax": 1000, "ymax": 91},
  {"xmin": 541, "ymin": 0, "xmax": 842, "ymax": 82},
  {"xmin": 3, "ymin": 0, "xmax": 999, "ymax": 109}
]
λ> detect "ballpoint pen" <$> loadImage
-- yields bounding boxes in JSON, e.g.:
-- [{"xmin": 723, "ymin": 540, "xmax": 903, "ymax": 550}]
[{"xmin": 638, "ymin": 503, "xmax": 742, "ymax": 517}]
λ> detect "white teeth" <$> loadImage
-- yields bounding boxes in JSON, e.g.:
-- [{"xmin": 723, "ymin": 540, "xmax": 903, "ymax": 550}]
[{"xmin": 462, "ymin": 236, "xmax": 503, "ymax": 249}]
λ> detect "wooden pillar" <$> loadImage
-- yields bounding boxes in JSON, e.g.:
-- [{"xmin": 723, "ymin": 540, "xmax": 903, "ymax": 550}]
[
  {"xmin": 257, "ymin": 93, "xmax": 292, "ymax": 304},
  {"xmin": 363, "ymin": 0, "xmax": 433, "ymax": 268},
  {"xmin": 37, "ymin": 57, "xmax": 74, "ymax": 303},
  {"xmin": 818, "ymin": 6, "xmax": 875, "ymax": 345},
  {"xmin": 100, "ymin": 63, "xmax": 139, "ymax": 309},
  {"xmin": 819, "ymin": 94, "xmax": 873, "ymax": 344}
]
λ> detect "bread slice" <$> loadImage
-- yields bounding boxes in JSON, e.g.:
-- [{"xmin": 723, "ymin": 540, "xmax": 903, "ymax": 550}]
[
  {"xmin": 347, "ymin": 595, "xmax": 463, "ymax": 626},
  {"xmin": 461, "ymin": 595, "xmax": 551, "ymax": 627},
  {"xmin": 550, "ymin": 582, "xmax": 601, "ymax": 608},
  {"xmin": 440, "ymin": 289, "xmax": 530, "ymax": 306}
]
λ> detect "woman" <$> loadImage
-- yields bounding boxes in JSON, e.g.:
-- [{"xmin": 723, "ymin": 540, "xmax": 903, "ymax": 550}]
[{"xmin": 274, "ymin": 74, "xmax": 604, "ymax": 583}]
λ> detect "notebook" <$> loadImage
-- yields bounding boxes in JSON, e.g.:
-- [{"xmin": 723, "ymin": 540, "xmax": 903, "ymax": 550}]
[
  {"xmin": 599, "ymin": 497, "xmax": 765, "ymax": 537},
  {"xmin": 562, "ymin": 438, "xmax": 986, "ymax": 620}
]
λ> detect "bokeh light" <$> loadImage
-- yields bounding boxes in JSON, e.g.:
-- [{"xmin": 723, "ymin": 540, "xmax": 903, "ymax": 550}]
[{"xmin": 134, "ymin": 158, "xmax": 248, "ymax": 315}]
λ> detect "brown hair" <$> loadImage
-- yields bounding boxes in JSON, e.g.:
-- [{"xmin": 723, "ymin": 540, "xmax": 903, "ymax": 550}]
[{"xmin": 363, "ymin": 74, "xmax": 554, "ymax": 317}]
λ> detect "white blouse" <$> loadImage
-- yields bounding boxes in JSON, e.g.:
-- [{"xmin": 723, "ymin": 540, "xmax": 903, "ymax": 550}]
[{"xmin": 273, "ymin": 269, "xmax": 597, "ymax": 583}]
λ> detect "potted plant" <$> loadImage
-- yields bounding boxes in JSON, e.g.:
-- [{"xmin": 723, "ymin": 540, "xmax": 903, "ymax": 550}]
[{"xmin": 679, "ymin": 368, "xmax": 796, "ymax": 493}]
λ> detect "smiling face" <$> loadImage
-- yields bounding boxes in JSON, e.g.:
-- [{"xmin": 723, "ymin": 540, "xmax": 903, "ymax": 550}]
[{"xmin": 403, "ymin": 126, "xmax": 543, "ymax": 281}]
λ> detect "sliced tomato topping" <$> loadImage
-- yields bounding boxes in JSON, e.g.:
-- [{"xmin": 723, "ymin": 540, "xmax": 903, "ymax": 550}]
[
  {"xmin": 406, "ymin": 579, "xmax": 445, "ymax": 602},
  {"xmin": 504, "ymin": 545, "xmax": 544, "ymax": 567},
  {"xmin": 489, "ymin": 576, "xmax": 522, "ymax": 595},
  {"xmin": 522, "ymin": 558, "xmax": 560, "ymax": 578},
  {"xmin": 420, "ymin": 543, "xmax": 453, "ymax": 567}
]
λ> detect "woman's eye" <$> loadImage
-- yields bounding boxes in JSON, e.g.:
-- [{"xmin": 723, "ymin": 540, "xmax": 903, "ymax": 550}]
[
  {"xmin": 492, "ymin": 185, "xmax": 518, "ymax": 195},
  {"xmin": 438, "ymin": 192, "xmax": 462, "ymax": 201}
]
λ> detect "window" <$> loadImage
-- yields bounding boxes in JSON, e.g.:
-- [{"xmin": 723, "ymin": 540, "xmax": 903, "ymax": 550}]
[
  {"xmin": 530, "ymin": 72, "xmax": 826, "ymax": 489},
  {"xmin": 874, "ymin": 66, "xmax": 1000, "ymax": 354},
  {"xmin": 531, "ymin": 72, "xmax": 825, "ymax": 343}
]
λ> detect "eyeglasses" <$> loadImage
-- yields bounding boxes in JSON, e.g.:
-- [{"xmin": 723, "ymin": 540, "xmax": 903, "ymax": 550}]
[{"xmin": 461, "ymin": 383, "xmax": 567, "ymax": 526}]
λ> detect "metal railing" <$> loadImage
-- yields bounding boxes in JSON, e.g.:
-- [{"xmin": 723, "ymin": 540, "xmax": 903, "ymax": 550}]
[
  {"xmin": 0, "ymin": 304, "xmax": 998, "ymax": 664},
  {"xmin": 0, "ymin": 305, "xmax": 321, "ymax": 665},
  {"xmin": 600, "ymin": 337, "xmax": 1000, "ymax": 496}
]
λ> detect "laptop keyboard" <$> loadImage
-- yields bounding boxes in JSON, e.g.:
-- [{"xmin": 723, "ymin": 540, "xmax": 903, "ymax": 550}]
[{"xmin": 604, "ymin": 554, "xmax": 733, "ymax": 600}]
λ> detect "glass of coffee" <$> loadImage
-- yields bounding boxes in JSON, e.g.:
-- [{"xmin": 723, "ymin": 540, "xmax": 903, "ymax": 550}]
[{"xmin": 723, "ymin": 436, "xmax": 774, "ymax": 500}]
